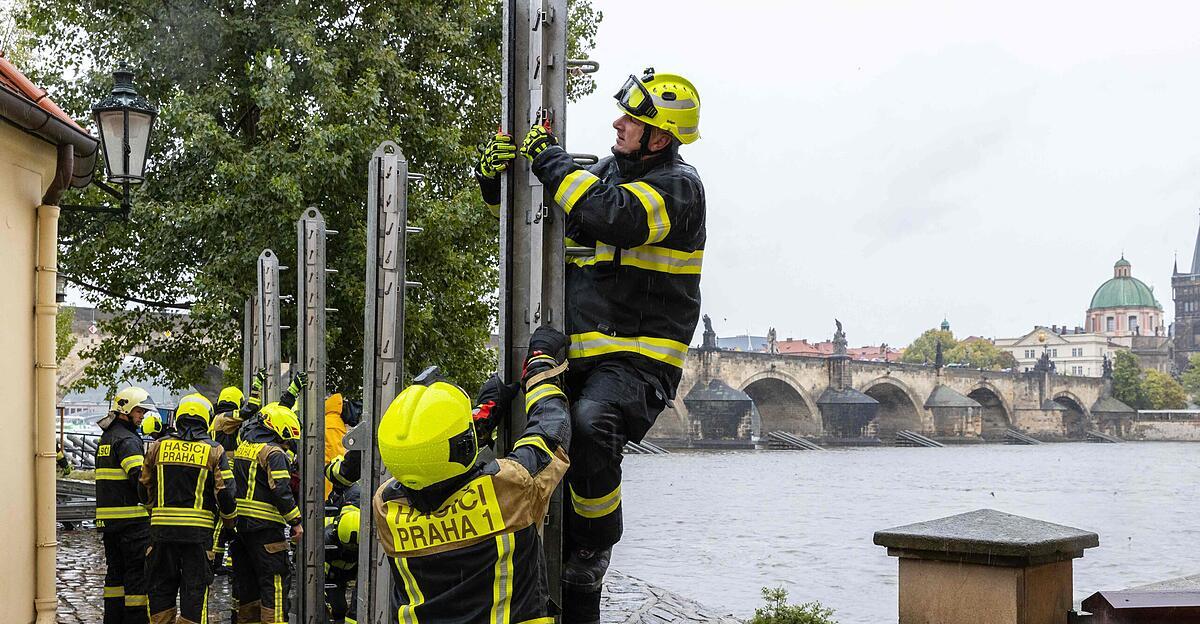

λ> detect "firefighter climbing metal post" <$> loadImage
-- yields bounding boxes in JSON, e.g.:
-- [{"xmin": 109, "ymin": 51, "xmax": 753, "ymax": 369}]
[
  {"xmin": 348, "ymin": 140, "xmax": 421, "ymax": 624},
  {"xmin": 295, "ymin": 207, "xmax": 332, "ymax": 623},
  {"xmin": 255, "ymin": 249, "xmax": 283, "ymax": 400},
  {"xmin": 499, "ymin": 0, "xmax": 570, "ymax": 605}
]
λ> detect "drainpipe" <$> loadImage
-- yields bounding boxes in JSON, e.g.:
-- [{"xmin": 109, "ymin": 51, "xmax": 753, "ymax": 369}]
[{"xmin": 33, "ymin": 143, "xmax": 73, "ymax": 624}]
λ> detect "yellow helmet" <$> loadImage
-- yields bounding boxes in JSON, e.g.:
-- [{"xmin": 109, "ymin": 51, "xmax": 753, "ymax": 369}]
[
  {"xmin": 337, "ymin": 507, "xmax": 361, "ymax": 546},
  {"xmin": 111, "ymin": 386, "xmax": 156, "ymax": 415},
  {"xmin": 217, "ymin": 386, "xmax": 244, "ymax": 408},
  {"xmin": 175, "ymin": 393, "xmax": 214, "ymax": 427},
  {"xmin": 260, "ymin": 402, "xmax": 301, "ymax": 441},
  {"xmin": 615, "ymin": 68, "xmax": 701, "ymax": 145},
  {"xmin": 141, "ymin": 413, "xmax": 162, "ymax": 436},
  {"xmin": 378, "ymin": 380, "xmax": 476, "ymax": 490}
]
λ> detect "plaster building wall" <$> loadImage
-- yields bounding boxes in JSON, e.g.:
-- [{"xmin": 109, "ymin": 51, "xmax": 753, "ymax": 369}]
[{"xmin": 0, "ymin": 121, "xmax": 57, "ymax": 620}]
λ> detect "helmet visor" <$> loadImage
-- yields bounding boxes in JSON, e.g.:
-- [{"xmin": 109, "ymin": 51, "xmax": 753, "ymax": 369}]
[{"xmin": 615, "ymin": 75, "xmax": 657, "ymax": 119}]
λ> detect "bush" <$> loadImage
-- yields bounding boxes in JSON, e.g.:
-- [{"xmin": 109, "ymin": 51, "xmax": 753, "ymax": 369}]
[{"xmin": 749, "ymin": 587, "xmax": 838, "ymax": 624}]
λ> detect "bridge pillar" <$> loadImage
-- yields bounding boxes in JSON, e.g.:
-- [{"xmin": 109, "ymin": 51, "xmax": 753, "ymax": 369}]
[{"xmin": 875, "ymin": 509, "xmax": 1098, "ymax": 624}]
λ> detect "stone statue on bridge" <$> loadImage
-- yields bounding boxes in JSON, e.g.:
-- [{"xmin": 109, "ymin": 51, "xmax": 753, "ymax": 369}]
[
  {"xmin": 767, "ymin": 327, "xmax": 778, "ymax": 354},
  {"xmin": 701, "ymin": 314, "xmax": 718, "ymax": 351},
  {"xmin": 833, "ymin": 319, "xmax": 847, "ymax": 356}
]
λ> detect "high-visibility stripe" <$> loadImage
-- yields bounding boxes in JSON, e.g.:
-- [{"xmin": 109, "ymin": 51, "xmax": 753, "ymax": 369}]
[
  {"xmin": 619, "ymin": 181, "xmax": 670, "ymax": 244},
  {"xmin": 95, "ymin": 468, "xmax": 127, "ymax": 481},
  {"xmin": 96, "ymin": 505, "xmax": 149, "ymax": 520},
  {"xmin": 283, "ymin": 506, "xmax": 300, "ymax": 523},
  {"xmin": 554, "ymin": 169, "xmax": 600, "ymax": 213},
  {"xmin": 269, "ymin": 470, "xmax": 291, "ymax": 481},
  {"xmin": 569, "ymin": 484, "xmax": 622, "ymax": 519},
  {"xmin": 125, "ymin": 594, "xmax": 148, "ymax": 607},
  {"xmin": 103, "ymin": 586, "xmax": 125, "ymax": 598},
  {"xmin": 620, "ymin": 245, "xmax": 703, "ymax": 275},
  {"xmin": 236, "ymin": 499, "xmax": 286, "ymax": 524},
  {"xmin": 273, "ymin": 574, "xmax": 283, "ymax": 620},
  {"xmin": 394, "ymin": 558, "xmax": 425, "ymax": 624},
  {"xmin": 156, "ymin": 464, "xmax": 165, "ymax": 507},
  {"xmin": 524, "ymin": 385, "xmax": 565, "ymax": 414},
  {"xmin": 153, "ymin": 507, "xmax": 214, "ymax": 519},
  {"xmin": 192, "ymin": 468, "xmax": 208, "ymax": 510},
  {"xmin": 517, "ymin": 619, "xmax": 556, "ymax": 624},
  {"xmin": 219, "ymin": 470, "xmax": 234, "ymax": 481},
  {"xmin": 567, "ymin": 244, "xmax": 616, "ymax": 268},
  {"xmin": 568, "ymin": 332, "xmax": 689, "ymax": 369},
  {"xmin": 121, "ymin": 454, "xmax": 144, "ymax": 473},
  {"xmin": 513, "ymin": 435, "xmax": 553, "ymax": 459},
  {"xmin": 151, "ymin": 516, "xmax": 217, "ymax": 528},
  {"xmin": 201, "ymin": 586, "xmax": 209, "ymax": 624},
  {"xmin": 490, "ymin": 533, "xmax": 515, "ymax": 624}
]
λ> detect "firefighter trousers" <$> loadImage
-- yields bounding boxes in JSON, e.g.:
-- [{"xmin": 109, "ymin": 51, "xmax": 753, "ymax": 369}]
[
  {"xmin": 102, "ymin": 522, "xmax": 150, "ymax": 624},
  {"xmin": 325, "ymin": 565, "xmax": 358, "ymax": 623},
  {"xmin": 564, "ymin": 361, "xmax": 663, "ymax": 551},
  {"xmin": 146, "ymin": 540, "xmax": 214, "ymax": 624},
  {"xmin": 230, "ymin": 528, "xmax": 292, "ymax": 624}
]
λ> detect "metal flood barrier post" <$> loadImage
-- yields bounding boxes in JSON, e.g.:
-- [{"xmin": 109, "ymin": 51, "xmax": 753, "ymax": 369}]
[
  {"xmin": 243, "ymin": 298, "xmax": 254, "ymax": 394},
  {"xmin": 500, "ymin": 0, "xmax": 571, "ymax": 605},
  {"xmin": 295, "ymin": 207, "xmax": 333, "ymax": 623},
  {"xmin": 255, "ymin": 250, "xmax": 283, "ymax": 399},
  {"xmin": 348, "ymin": 141, "xmax": 421, "ymax": 624}
]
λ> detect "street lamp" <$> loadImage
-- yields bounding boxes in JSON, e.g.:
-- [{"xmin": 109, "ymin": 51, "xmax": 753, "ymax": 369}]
[{"xmin": 62, "ymin": 61, "xmax": 157, "ymax": 216}]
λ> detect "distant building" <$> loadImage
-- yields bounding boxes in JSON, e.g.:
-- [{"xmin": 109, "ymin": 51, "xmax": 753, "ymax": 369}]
[
  {"xmin": 995, "ymin": 327, "xmax": 1114, "ymax": 376},
  {"xmin": 716, "ymin": 334, "xmax": 768, "ymax": 352},
  {"xmin": 1173, "ymin": 221, "xmax": 1200, "ymax": 370},
  {"xmin": 776, "ymin": 338, "xmax": 901, "ymax": 362},
  {"xmin": 1085, "ymin": 257, "xmax": 1165, "ymax": 337},
  {"xmin": 996, "ymin": 256, "xmax": 1171, "ymax": 376}
]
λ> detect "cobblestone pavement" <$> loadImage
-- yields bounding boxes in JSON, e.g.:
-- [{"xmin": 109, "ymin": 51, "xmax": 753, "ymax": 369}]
[{"xmin": 58, "ymin": 525, "xmax": 741, "ymax": 623}]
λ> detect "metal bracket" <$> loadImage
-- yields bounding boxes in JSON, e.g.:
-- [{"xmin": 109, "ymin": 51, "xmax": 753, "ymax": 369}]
[
  {"xmin": 570, "ymin": 152, "xmax": 599, "ymax": 166},
  {"xmin": 568, "ymin": 59, "xmax": 600, "ymax": 74}
]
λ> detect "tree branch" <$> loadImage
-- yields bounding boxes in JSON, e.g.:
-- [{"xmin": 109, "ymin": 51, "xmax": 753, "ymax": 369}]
[{"xmin": 62, "ymin": 274, "xmax": 194, "ymax": 310}]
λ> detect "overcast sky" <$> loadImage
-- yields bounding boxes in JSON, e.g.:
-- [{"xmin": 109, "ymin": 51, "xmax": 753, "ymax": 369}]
[{"xmin": 567, "ymin": 0, "xmax": 1200, "ymax": 347}]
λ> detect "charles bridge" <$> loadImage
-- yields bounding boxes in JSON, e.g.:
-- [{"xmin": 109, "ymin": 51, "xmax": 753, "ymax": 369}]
[{"xmin": 646, "ymin": 326, "xmax": 1133, "ymax": 446}]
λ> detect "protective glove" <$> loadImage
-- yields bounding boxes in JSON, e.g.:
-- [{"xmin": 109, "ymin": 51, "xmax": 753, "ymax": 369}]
[
  {"xmin": 58, "ymin": 461, "xmax": 73, "ymax": 478},
  {"xmin": 522, "ymin": 325, "xmax": 569, "ymax": 391},
  {"xmin": 287, "ymin": 371, "xmax": 309, "ymax": 398},
  {"xmin": 249, "ymin": 368, "xmax": 267, "ymax": 406},
  {"xmin": 472, "ymin": 374, "xmax": 519, "ymax": 448},
  {"xmin": 478, "ymin": 131, "xmax": 516, "ymax": 178},
  {"xmin": 520, "ymin": 123, "xmax": 558, "ymax": 161}
]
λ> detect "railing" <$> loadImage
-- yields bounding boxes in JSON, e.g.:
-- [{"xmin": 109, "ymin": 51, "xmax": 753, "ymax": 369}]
[
  {"xmin": 895, "ymin": 430, "xmax": 945, "ymax": 448},
  {"xmin": 766, "ymin": 430, "xmax": 825, "ymax": 450},
  {"xmin": 1004, "ymin": 428, "xmax": 1041, "ymax": 445},
  {"xmin": 58, "ymin": 431, "xmax": 101, "ymax": 470},
  {"xmin": 1135, "ymin": 410, "xmax": 1200, "ymax": 421}
]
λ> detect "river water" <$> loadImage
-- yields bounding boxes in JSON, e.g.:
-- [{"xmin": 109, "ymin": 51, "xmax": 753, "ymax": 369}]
[{"xmin": 614, "ymin": 443, "xmax": 1200, "ymax": 624}]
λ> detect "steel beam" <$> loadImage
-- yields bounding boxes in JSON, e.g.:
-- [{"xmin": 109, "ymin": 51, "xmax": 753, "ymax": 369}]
[
  {"xmin": 256, "ymin": 249, "xmax": 283, "ymax": 401},
  {"xmin": 501, "ymin": 0, "xmax": 569, "ymax": 606},
  {"xmin": 350, "ymin": 141, "xmax": 413, "ymax": 624},
  {"xmin": 295, "ymin": 207, "xmax": 329, "ymax": 623}
]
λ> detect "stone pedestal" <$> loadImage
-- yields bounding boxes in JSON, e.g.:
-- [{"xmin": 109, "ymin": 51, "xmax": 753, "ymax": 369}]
[{"xmin": 874, "ymin": 509, "xmax": 1099, "ymax": 624}]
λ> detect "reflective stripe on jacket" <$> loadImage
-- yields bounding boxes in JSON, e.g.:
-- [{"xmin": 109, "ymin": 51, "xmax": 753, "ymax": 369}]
[{"xmin": 232, "ymin": 439, "xmax": 301, "ymax": 532}]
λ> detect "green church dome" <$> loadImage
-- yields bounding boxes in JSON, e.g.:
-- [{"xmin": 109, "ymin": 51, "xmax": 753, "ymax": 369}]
[{"xmin": 1089, "ymin": 258, "xmax": 1161, "ymax": 311}]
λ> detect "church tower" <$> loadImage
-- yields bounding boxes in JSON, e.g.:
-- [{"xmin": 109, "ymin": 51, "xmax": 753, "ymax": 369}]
[{"xmin": 1172, "ymin": 216, "xmax": 1200, "ymax": 370}]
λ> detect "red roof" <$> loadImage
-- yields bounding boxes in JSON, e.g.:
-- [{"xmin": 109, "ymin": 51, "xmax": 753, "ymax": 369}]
[
  {"xmin": 0, "ymin": 53, "xmax": 89, "ymax": 134},
  {"xmin": 776, "ymin": 339, "xmax": 901, "ymax": 362}
]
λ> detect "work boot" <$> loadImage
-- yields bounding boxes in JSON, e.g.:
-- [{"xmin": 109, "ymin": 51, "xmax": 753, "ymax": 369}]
[{"xmin": 561, "ymin": 547, "xmax": 611, "ymax": 592}]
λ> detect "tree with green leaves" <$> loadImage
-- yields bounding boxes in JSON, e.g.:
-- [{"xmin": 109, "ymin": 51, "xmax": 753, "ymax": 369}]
[
  {"xmin": 946, "ymin": 338, "xmax": 1017, "ymax": 370},
  {"xmin": 900, "ymin": 328, "xmax": 957, "ymax": 365},
  {"xmin": 1179, "ymin": 354, "xmax": 1200, "ymax": 403},
  {"xmin": 55, "ymin": 305, "xmax": 77, "ymax": 364},
  {"xmin": 17, "ymin": 0, "xmax": 601, "ymax": 393},
  {"xmin": 1111, "ymin": 350, "xmax": 1146, "ymax": 409},
  {"xmin": 1142, "ymin": 369, "xmax": 1187, "ymax": 410}
]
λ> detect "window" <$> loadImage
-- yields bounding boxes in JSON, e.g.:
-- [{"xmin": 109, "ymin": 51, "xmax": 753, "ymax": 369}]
[
  {"xmin": 1051, "ymin": 349, "xmax": 1058, "ymax": 357},
  {"xmin": 1106, "ymin": 317, "xmax": 1115, "ymax": 332},
  {"xmin": 1071, "ymin": 348, "xmax": 1083, "ymax": 357},
  {"xmin": 1129, "ymin": 316, "xmax": 1139, "ymax": 333}
]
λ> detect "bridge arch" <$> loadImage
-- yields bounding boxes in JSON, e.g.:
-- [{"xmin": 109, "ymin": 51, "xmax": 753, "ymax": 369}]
[
  {"xmin": 859, "ymin": 376, "xmax": 926, "ymax": 440},
  {"xmin": 738, "ymin": 371, "xmax": 820, "ymax": 436},
  {"xmin": 968, "ymin": 383, "xmax": 1011, "ymax": 439},
  {"xmin": 1053, "ymin": 391, "xmax": 1090, "ymax": 439}
]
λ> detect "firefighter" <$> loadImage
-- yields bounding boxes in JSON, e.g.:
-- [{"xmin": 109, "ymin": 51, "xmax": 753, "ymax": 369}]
[
  {"xmin": 324, "ymin": 506, "xmax": 360, "ymax": 624},
  {"xmin": 479, "ymin": 68, "xmax": 705, "ymax": 621},
  {"xmin": 56, "ymin": 440, "xmax": 73, "ymax": 477},
  {"xmin": 373, "ymin": 326, "xmax": 570, "ymax": 623},
  {"xmin": 95, "ymin": 386, "xmax": 157, "ymax": 624},
  {"xmin": 139, "ymin": 393, "xmax": 238, "ymax": 624},
  {"xmin": 141, "ymin": 412, "xmax": 171, "ymax": 440},
  {"xmin": 229, "ymin": 402, "xmax": 304, "ymax": 624}
]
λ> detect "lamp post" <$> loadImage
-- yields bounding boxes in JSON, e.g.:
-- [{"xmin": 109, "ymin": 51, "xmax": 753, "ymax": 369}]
[{"xmin": 61, "ymin": 61, "xmax": 157, "ymax": 217}]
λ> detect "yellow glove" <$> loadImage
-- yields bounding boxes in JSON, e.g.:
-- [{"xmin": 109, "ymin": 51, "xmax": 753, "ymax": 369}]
[
  {"xmin": 520, "ymin": 123, "xmax": 557, "ymax": 161},
  {"xmin": 478, "ymin": 132, "xmax": 517, "ymax": 178}
]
